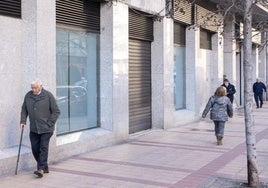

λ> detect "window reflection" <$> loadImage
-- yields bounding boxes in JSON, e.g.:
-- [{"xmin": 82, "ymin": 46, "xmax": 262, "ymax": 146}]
[
  {"xmin": 56, "ymin": 28, "xmax": 99, "ymax": 135},
  {"xmin": 174, "ymin": 45, "xmax": 186, "ymax": 110}
]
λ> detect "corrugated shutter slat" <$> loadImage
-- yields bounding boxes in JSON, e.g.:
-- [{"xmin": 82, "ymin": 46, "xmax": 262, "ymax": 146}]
[
  {"xmin": 129, "ymin": 39, "xmax": 152, "ymax": 134},
  {"xmin": 56, "ymin": 0, "xmax": 100, "ymax": 33},
  {"xmin": 200, "ymin": 29, "xmax": 212, "ymax": 50},
  {"xmin": 0, "ymin": 0, "xmax": 21, "ymax": 18},
  {"xmin": 174, "ymin": 22, "xmax": 186, "ymax": 45},
  {"xmin": 173, "ymin": 0, "xmax": 192, "ymax": 25},
  {"xmin": 194, "ymin": 4, "xmax": 218, "ymax": 32},
  {"xmin": 129, "ymin": 9, "xmax": 153, "ymax": 41}
]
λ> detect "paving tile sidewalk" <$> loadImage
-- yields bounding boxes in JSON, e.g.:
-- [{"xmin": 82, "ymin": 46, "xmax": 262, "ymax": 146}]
[{"xmin": 1, "ymin": 104, "xmax": 268, "ymax": 188}]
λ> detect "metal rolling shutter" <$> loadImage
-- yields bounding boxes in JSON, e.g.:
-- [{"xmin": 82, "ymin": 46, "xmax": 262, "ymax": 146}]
[
  {"xmin": 129, "ymin": 39, "xmax": 152, "ymax": 134},
  {"xmin": 129, "ymin": 9, "xmax": 153, "ymax": 134},
  {"xmin": 194, "ymin": 4, "xmax": 218, "ymax": 32},
  {"xmin": 0, "ymin": 0, "xmax": 21, "ymax": 18},
  {"xmin": 129, "ymin": 9, "xmax": 153, "ymax": 41},
  {"xmin": 56, "ymin": 0, "xmax": 100, "ymax": 33},
  {"xmin": 173, "ymin": 0, "xmax": 192, "ymax": 25},
  {"xmin": 174, "ymin": 22, "xmax": 186, "ymax": 46},
  {"xmin": 200, "ymin": 29, "xmax": 212, "ymax": 50},
  {"xmin": 194, "ymin": 4, "xmax": 217, "ymax": 50}
]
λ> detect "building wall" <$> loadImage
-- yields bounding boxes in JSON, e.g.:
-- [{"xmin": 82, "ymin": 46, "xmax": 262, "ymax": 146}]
[
  {"xmin": 0, "ymin": 15, "xmax": 22, "ymax": 150},
  {"xmin": 152, "ymin": 17, "xmax": 174, "ymax": 129},
  {"xmin": 1, "ymin": 0, "xmax": 267, "ymax": 177},
  {"xmin": 124, "ymin": 0, "xmax": 165, "ymax": 13},
  {"xmin": 0, "ymin": 0, "xmax": 169, "ymax": 176},
  {"xmin": 1, "ymin": 0, "xmax": 58, "ymax": 175}
]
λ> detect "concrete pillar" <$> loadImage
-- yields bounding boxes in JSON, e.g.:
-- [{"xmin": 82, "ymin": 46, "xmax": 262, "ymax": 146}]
[
  {"xmin": 258, "ymin": 32, "xmax": 267, "ymax": 83},
  {"xmin": 22, "ymin": 0, "xmax": 56, "ymax": 92},
  {"xmin": 100, "ymin": 3, "xmax": 129, "ymax": 138},
  {"xmin": 211, "ymin": 32, "xmax": 224, "ymax": 92},
  {"xmin": 223, "ymin": 15, "xmax": 236, "ymax": 82},
  {"xmin": 252, "ymin": 45, "xmax": 258, "ymax": 80},
  {"xmin": 152, "ymin": 17, "xmax": 174, "ymax": 129},
  {"xmin": 266, "ymin": 32, "xmax": 268, "ymax": 100},
  {"xmin": 185, "ymin": 27, "xmax": 199, "ymax": 113}
]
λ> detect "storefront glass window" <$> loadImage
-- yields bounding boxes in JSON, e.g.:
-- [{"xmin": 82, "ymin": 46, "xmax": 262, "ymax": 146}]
[
  {"xmin": 56, "ymin": 28, "xmax": 99, "ymax": 135},
  {"xmin": 174, "ymin": 45, "xmax": 186, "ymax": 110}
]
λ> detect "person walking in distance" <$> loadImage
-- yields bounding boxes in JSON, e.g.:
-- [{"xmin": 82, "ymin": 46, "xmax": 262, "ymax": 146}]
[
  {"xmin": 253, "ymin": 78, "xmax": 267, "ymax": 108},
  {"xmin": 221, "ymin": 78, "xmax": 236, "ymax": 104},
  {"xmin": 202, "ymin": 86, "xmax": 233, "ymax": 145},
  {"xmin": 20, "ymin": 79, "xmax": 60, "ymax": 178}
]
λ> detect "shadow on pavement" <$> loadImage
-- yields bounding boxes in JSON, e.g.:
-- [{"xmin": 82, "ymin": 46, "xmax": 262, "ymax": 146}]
[{"xmin": 199, "ymin": 176, "xmax": 268, "ymax": 188}]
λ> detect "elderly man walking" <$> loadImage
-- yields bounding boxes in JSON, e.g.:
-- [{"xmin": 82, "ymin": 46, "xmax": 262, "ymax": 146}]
[
  {"xmin": 20, "ymin": 79, "xmax": 60, "ymax": 178},
  {"xmin": 253, "ymin": 78, "xmax": 267, "ymax": 108}
]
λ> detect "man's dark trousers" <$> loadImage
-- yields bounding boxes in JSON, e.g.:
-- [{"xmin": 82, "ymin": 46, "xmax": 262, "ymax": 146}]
[
  {"xmin": 30, "ymin": 131, "xmax": 53, "ymax": 170},
  {"xmin": 254, "ymin": 93, "xmax": 264, "ymax": 108}
]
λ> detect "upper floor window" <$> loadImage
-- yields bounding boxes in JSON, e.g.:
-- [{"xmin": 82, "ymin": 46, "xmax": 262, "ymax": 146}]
[{"xmin": 200, "ymin": 29, "xmax": 212, "ymax": 50}]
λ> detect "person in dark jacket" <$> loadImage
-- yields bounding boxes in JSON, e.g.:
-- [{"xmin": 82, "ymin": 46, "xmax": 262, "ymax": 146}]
[
  {"xmin": 221, "ymin": 78, "xmax": 236, "ymax": 104},
  {"xmin": 202, "ymin": 86, "xmax": 233, "ymax": 145},
  {"xmin": 253, "ymin": 78, "xmax": 267, "ymax": 108},
  {"xmin": 20, "ymin": 79, "xmax": 60, "ymax": 178}
]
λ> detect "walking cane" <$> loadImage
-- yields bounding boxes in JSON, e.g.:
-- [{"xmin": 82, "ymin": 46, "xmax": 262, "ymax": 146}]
[{"xmin": 15, "ymin": 126, "xmax": 24, "ymax": 175}]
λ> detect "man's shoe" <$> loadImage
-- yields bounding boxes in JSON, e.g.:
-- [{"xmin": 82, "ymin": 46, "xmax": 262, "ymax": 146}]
[
  {"xmin": 218, "ymin": 136, "xmax": 223, "ymax": 145},
  {"xmin": 34, "ymin": 170, "xmax": 44, "ymax": 178},
  {"xmin": 43, "ymin": 167, "xmax": 49, "ymax": 174},
  {"xmin": 216, "ymin": 136, "xmax": 223, "ymax": 145}
]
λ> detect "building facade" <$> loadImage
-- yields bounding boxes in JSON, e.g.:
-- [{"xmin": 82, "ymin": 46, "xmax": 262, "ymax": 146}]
[{"xmin": 0, "ymin": 0, "xmax": 267, "ymax": 176}]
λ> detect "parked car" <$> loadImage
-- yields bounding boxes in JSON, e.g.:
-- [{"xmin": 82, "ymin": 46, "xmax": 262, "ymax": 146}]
[{"xmin": 56, "ymin": 85, "xmax": 87, "ymax": 117}]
